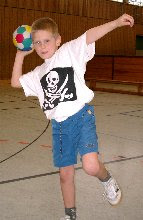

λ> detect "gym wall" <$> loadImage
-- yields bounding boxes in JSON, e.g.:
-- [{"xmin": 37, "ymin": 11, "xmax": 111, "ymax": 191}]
[{"xmin": 0, "ymin": 0, "xmax": 143, "ymax": 80}]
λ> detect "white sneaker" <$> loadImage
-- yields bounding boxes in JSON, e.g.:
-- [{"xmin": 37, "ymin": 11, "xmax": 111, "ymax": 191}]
[
  {"xmin": 60, "ymin": 215, "xmax": 76, "ymax": 220},
  {"xmin": 60, "ymin": 216, "xmax": 71, "ymax": 220},
  {"xmin": 102, "ymin": 177, "xmax": 122, "ymax": 205}
]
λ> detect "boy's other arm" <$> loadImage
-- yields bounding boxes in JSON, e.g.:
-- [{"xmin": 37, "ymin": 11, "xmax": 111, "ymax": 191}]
[
  {"xmin": 11, "ymin": 49, "xmax": 34, "ymax": 88},
  {"xmin": 86, "ymin": 14, "xmax": 134, "ymax": 45}
]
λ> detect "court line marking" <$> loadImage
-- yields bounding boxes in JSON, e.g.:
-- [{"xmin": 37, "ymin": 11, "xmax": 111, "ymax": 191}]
[
  {"xmin": 0, "ymin": 93, "xmax": 142, "ymax": 185},
  {"xmin": 98, "ymin": 131, "xmax": 143, "ymax": 143},
  {"xmin": 0, "ymin": 122, "xmax": 50, "ymax": 164},
  {"xmin": 0, "ymin": 154, "xmax": 143, "ymax": 185}
]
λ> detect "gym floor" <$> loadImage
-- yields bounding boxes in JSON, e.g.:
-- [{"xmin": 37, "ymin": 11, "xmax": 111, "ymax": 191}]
[{"xmin": 0, "ymin": 81, "xmax": 143, "ymax": 220}]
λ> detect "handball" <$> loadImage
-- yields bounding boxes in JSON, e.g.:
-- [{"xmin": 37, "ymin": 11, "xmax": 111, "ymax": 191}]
[{"xmin": 13, "ymin": 25, "xmax": 33, "ymax": 51}]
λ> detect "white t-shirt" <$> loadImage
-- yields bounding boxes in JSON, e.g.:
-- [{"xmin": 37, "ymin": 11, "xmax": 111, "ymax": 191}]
[{"xmin": 19, "ymin": 32, "xmax": 95, "ymax": 122}]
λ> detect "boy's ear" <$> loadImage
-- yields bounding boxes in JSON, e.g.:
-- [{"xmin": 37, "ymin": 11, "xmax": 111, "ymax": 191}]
[{"xmin": 56, "ymin": 35, "xmax": 61, "ymax": 46}]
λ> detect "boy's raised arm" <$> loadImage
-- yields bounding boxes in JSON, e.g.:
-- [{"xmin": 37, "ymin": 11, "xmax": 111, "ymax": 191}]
[
  {"xmin": 11, "ymin": 49, "xmax": 34, "ymax": 88},
  {"xmin": 86, "ymin": 13, "xmax": 134, "ymax": 45}
]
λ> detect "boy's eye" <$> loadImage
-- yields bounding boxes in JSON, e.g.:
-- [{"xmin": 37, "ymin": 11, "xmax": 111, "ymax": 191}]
[{"xmin": 34, "ymin": 41, "xmax": 40, "ymax": 45}]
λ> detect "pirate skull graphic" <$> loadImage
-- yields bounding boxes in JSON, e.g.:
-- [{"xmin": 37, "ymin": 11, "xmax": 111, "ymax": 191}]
[
  {"xmin": 40, "ymin": 67, "xmax": 77, "ymax": 111},
  {"xmin": 46, "ymin": 71, "xmax": 59, "ymax": 93}
]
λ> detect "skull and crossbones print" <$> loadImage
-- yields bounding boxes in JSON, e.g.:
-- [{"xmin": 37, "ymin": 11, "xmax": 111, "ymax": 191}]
[{"xmin": 40, "ymin": 67, "xmax": 77, "ymax": 110}]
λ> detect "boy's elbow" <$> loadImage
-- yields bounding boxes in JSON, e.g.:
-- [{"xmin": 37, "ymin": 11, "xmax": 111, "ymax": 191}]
[{"xmin": 11, "ymin": 78, "xmax": 21, "ymax": 88}]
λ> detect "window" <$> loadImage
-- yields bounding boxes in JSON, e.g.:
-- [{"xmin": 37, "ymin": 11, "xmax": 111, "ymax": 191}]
[
  {"xmin": 111, "ymin": 0, "xmax": 123, "ymax": 2},
  {"xmin": 111, "ymin": 0, "xmax": 143, "ymax": 6},
  {"xmin": 129, "ymin": 0, "xmax": 143, "ymax": 6}
]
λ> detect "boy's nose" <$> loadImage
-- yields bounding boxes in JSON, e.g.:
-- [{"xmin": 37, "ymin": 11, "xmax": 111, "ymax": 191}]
[{"xmin": 41, "ymin": 42, "xmax": 46, "ymax": 48}]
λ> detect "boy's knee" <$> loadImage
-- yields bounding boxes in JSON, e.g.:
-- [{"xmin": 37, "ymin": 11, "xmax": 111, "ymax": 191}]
[
  {"xmin": 59, "ymin": 166, "xmax": 74, "ymax": 183},
  {"xmin": 83, "ymin": 161, "xmax": 100, "ymax": 176}
]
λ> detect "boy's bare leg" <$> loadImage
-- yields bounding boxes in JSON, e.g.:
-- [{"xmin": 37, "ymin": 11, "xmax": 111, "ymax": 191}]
[
  {"xmin": 82, "ymin": 152, "xmax": 108, "ymax": 179},
  {"xmin": 59, "ymin": 165, "xmax": 75, "ymax": 208},
  {"xmin": 82, "ymin": 152, "xmax": 122, "ymax": 206}
]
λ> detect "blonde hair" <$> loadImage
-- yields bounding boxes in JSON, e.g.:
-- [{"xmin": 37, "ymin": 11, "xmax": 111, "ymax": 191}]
[{"xmin": 31, "ymin": 17, "xmax": 59, "ymax": 38}]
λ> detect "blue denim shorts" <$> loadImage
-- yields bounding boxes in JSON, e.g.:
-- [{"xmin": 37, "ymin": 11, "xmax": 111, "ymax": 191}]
[{"xmin": 51, "ymin": 104, "xmax": 99, "ymax": 167}]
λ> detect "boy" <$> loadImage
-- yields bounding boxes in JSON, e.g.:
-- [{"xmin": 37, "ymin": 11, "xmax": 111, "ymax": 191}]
[{"xmin": 11, "ymin": 14, "xmax": 134, "ymax": 220}]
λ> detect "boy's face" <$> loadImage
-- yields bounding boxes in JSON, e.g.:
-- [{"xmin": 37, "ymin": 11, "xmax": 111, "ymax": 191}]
[{"xmin": 32, "ymin": 30, "xmax": 61, "ymax": 60}]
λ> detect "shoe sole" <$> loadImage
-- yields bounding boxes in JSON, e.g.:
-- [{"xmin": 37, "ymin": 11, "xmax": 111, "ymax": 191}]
[{"xmin": 108, "ymin": 190, "xmax": 122, "ymax": 206}]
